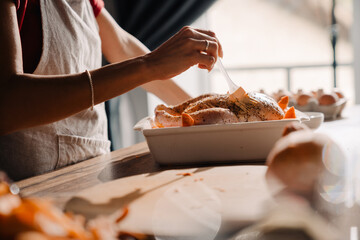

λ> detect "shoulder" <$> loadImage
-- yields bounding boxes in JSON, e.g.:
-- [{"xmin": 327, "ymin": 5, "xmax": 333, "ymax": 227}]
[
  {"xmin": 12, "ymin": 0, "xmax": 20, "ymax": 9},
  {"xmin": 89, "ymin": 0, "xmax": 104, "ymax": 17}
]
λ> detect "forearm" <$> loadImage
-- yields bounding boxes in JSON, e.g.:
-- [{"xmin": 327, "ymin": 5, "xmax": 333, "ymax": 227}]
[
  {"xmin": 0, "ymin": 58, "xmax": 150, "ymax": 135},
  {"xmin": 141, "ymin": 80, "xmax": 191, "ymax": 105},
  {"xmin": 97, "ymin": 9, "xmax": 192, "ymax": 104}
]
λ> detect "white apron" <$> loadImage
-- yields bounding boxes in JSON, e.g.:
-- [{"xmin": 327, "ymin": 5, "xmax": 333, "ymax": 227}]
[{"xmin": 0, "ymin": 0, "xmax": 110, "ymax": 180}]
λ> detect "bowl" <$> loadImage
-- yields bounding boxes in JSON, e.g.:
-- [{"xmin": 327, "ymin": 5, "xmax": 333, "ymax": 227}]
[{"xmin": 302, "ymin": 112, "xmax": 324, "ymax": 130}]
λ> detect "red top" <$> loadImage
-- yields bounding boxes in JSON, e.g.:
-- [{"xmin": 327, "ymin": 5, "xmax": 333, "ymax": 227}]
[{"xmin": 12, "ymin": 0, "xmax": 105, "ymax": 73}]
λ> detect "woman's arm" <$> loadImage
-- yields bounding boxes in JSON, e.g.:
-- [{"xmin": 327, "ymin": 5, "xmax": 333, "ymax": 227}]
[
  {"xmin": 0, "ymin": 1, "xmax": 221, "ymax": 135},
  {"xmin": 96, "ymin": 9, "xmax": 223, "ymax": 105},
  {"xmin": 0, "ymin": 1, "xmax": 150, "ymax": 135}
]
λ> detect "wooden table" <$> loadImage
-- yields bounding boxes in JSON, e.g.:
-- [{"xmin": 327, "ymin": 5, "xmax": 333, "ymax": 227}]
[
  {"xmin": 17, "ymin": 141, "xmax": 152, "ymax": 208},
  {"xmin": 16, "ymin": 105, "xmax": 360, "ymax": 210},
  {"xmin": 16, "ymin": 141, "xmax": 266, "ymax": 209}
]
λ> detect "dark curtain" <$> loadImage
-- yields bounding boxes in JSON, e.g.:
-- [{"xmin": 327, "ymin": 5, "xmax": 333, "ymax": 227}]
[
  {"xmin": 106, "ymin": 0, "xmax": 217, "ymax": 50},
  {"xmin": 104, "ymin": 0, "xmax": 217, "ymax": 150}
]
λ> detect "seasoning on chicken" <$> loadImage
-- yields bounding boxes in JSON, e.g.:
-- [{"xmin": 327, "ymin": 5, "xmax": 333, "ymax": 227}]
[{"xmin": 155, "ymin": 87, "xmax": 291, "ymax": 127}]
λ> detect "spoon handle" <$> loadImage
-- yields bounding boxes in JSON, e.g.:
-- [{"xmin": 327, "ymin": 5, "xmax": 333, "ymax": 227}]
[{"xmin": 217, "ymin": 59, "xmax": 238, "ymax": 93}]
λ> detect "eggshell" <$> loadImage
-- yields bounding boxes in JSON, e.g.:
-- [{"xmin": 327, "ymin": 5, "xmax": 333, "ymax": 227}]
[
  {"xmin": 317, "ymin": 89, "xmax": 324, "ymax": 99},
  {"xmin": 311, "ymin": 91, "xmax": 317, "ymax": 98},
  {"xmin": 333, "ymin": 89, "xmax": 344, "ymax": 99},
  {"xmin": 266, "ymin": 132, "xmax": 327, "ymax": 196},
  {"xmin": 275, "ymin": 89, "xmax": 293, "ymax": 102},
  {"xmin": 266, "ymin": 131, "xmax": 344, "ymax": 198},
  {"xmin": 296, "ymin": 94, "xmax": 312, "ymax": 106},
  {"xmin": 318, "ymin": 94, "xmax": 338, "ymax": 106}
]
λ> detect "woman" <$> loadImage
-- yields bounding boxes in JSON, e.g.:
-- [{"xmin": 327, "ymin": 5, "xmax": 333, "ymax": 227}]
[{"xmin": 0, "ymin": 0, "xmax": 223, "ymax": 180}]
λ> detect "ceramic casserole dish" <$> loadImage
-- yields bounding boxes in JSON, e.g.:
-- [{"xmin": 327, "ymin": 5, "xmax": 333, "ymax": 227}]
[{"xmin": 134, "ymin": 114, "xmax": 314, "ymax": 165}]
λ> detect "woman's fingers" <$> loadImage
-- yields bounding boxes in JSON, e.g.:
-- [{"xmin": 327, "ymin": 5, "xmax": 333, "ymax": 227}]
[
  {"xmin": 144, "ymin": 26, "xmax": 223, "ymax": 80},
  {"xmin": 191, "ymin": 38, "xmax": 219, "ymax": 61},
  {"xmin": 193, "ymin": 28, "xmax": 224, "ymax": 58},
  {"xmin": 179, "ymin": 26, "xmax": 223, "ymax": 59},
  {"xmin": 195, "ymin": 52, "xmax": 216, "ymax": 71}
]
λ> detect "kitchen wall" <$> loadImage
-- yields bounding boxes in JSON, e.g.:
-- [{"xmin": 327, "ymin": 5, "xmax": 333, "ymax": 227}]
[{"xmin": 353, "ymin": 0, "xmax": 360, "ymax": 104}]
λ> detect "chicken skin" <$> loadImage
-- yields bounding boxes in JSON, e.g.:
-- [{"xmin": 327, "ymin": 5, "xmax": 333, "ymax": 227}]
[{"xmin": 155, "ymin": 87, "xmax": 286, "ymax": 128}]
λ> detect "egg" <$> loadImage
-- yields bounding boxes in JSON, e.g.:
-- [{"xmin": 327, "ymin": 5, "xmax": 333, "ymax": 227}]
[
  {"xmin": 318, "ymin": 94, "xmax": 338, "ymax": 106},
  {"xmin": 276, "ymin": 89, "xmax": 293, "ymax": 102},
  {"xmin": 296, "ymin": 89, "xmax": 304, "ymax": 96},
  {"xmin": 296, "ymin": 94, "xmax": 313, "ymax": 106},
  {"xmin": 266, "ymin": 131, "xmax": 344, "ymax": 199}
]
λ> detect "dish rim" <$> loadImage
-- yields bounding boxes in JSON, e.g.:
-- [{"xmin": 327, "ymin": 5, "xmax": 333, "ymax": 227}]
[{"xmin": 134, "ymin": 112, "xmax": 317, "ymax": 136}]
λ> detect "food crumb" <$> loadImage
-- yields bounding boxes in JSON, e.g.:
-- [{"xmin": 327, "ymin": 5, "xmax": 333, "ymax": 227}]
[
  {"xmin": 199, "ymin": 178, "xmax": 204, "ymax": 181},
  {"xmin": 176, "ymin": 172, "xmax": 193, "ymax": 176},
  {"xmin": 116, "ymin": 206, "xmax": 129, "ymax": 223},
  {"xmin": 214, "ymin": 187, "xmax": 225, "ymax": 192}
]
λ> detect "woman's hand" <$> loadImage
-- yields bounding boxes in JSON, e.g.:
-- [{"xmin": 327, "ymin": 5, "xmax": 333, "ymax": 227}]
[{"xmin": 144, "ymin": 26, "xmax": 224, "ymax": 80}]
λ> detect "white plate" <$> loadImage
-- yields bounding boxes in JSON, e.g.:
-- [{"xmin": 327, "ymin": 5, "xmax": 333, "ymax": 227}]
[{"xmin": 134, "ymin": 114, "xmax": 311, "ymax": 165}]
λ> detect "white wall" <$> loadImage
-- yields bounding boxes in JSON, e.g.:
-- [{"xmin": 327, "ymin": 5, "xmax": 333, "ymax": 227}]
[{"xmin": 353, "ymin": 0, "xmax": 360, "ymax": 104}]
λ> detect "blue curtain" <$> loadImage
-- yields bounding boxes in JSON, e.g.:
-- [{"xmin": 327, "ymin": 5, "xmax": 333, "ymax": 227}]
[{"xmin": 104, "ymin": 0, "xmax": 217, "ymax": 150}]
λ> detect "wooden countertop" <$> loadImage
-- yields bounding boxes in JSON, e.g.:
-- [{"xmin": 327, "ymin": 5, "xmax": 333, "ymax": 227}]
[
  {"xmin": 16, "ymin": 140, "xmax": 263, "ymax": 209},
  {"xmin": 17, "ymin": 141, "xmax": 152, "ymax": 208},
  {"xmin": 16, "ymin": 105, "xmax": 360, "ymax": 210}
]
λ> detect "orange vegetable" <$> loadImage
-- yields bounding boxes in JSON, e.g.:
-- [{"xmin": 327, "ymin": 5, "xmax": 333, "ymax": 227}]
[
  {"xmin": 116, "ymin": 206, "xmax": 129, "ymax": 223},
  {"xmin": 278, "ymin": 96, "xmax": 289, "ymax": 111},
  {"xmin": 176, "ymin": 172, "xmax": 193, "ymax": 176},
  {"xmin": 154, "ymin": 122, "xmax": 164, "ymax": 128},
  {"xmin": 181, "ymin": 113, "xmax": 194, "ymax": 127},
  {"xmin": 284, "ymin": 106, "xmax": 296, "ymax": 119},
  {"xmin": 0, "ymin": 181, "xmax": 134, "ymax": 240}
]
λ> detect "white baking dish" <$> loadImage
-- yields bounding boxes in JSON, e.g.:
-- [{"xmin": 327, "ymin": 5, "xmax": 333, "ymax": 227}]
[{"xmin": 134, "ymin": 114, "xmax": 312, "ymax": 165}]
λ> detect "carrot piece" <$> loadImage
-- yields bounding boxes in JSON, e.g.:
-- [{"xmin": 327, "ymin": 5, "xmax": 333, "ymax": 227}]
[
  {"xmin": 176, "ymin": 172, "xmax": 193, "ymax": 176},
  {"xmin": 116, "ymin": 206, "xmax": 129, "ymax": 223},
  {"xmin": 284, "ymin": 106, "xmax": 296, "ymax": 119},
  {"xmin": 181, "ymin": 113, "xmax": 194, "ymax": 127},
  {"xmin": 278, "ymin": 96, "xmax": 289, "ymax": 111},
  {"xmin": 154, "ymin": 122, "xmax": 164, "ymax": 128}
]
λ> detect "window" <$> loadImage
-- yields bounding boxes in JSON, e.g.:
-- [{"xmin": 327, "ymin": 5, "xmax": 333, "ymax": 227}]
[
  {"xmin": 206, "ymin": 0, "xmax": 354, "ymax": 102},
  {"xmin": 147, "ymin": 0, "xmax": 354, "ymax": 111}
]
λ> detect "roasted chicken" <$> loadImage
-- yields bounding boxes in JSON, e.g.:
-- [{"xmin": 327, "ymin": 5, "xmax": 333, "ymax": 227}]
[{"xmin": 155, "ymin": 87, "xmax": 294, "ymax": 128}]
